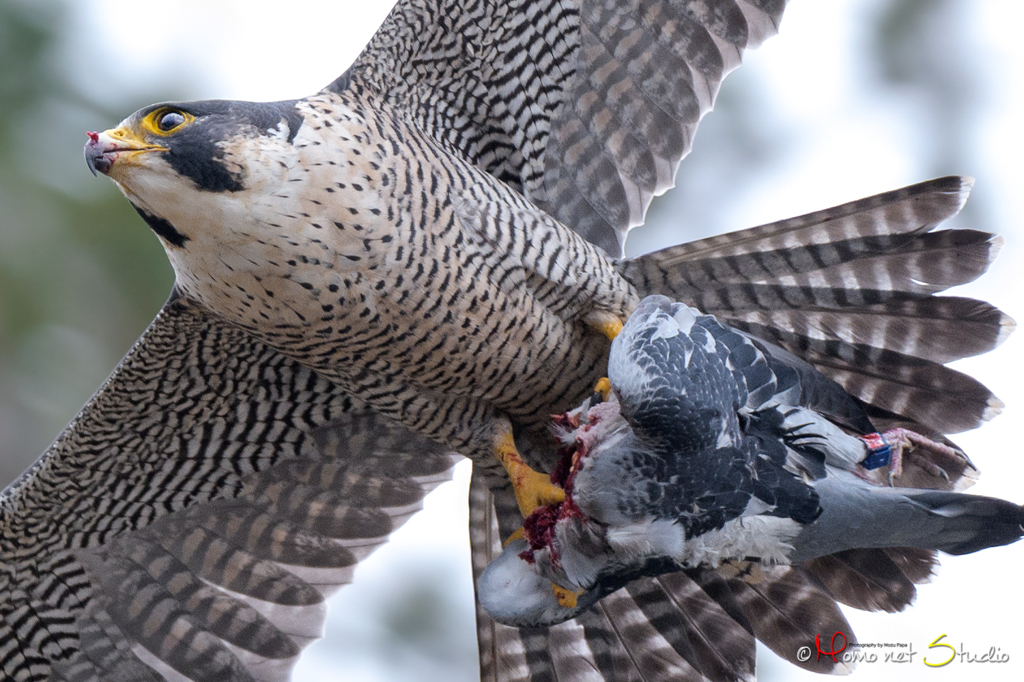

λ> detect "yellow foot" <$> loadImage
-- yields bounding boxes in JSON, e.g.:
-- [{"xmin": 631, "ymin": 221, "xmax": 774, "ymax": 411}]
[
  {"xmin": 511, "ymin": 467, "xmax": 565, "ymax": 518},
  {"xmin": 585, "ymin": 311, "xmax": 624, "ymax": 341},
  {"xmin": 495, "ymin": 430, "xmax": 565, "ymax": 517},
  {"xmin": 593, "ymin": 377, "xmax": 613, "ymax": 401},
  {"xmin": 552, "ymin": 583, "xmax": 583, "ymax": 608}
]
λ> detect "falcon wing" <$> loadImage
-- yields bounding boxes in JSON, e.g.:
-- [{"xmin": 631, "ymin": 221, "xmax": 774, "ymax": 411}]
[
  {"xmin": 344, "ymin": 0, "xmax": 787, "ymax": 256},
  {"xmin": 0, "ymin": 295, "xmax": 458, "ymax": 682}
]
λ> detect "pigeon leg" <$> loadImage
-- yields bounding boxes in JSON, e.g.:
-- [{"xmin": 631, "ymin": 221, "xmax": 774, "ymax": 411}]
[
  {"xmin": 857, "ymin": 428, "xmax": 966, "ymax": 486},
  {"xmin": 495, "ymin": 428, "xmax": 565, "ymax": 517},
  {"xmin": 880, "ymin": 428, "xmax": 963, "ymax": 486}
]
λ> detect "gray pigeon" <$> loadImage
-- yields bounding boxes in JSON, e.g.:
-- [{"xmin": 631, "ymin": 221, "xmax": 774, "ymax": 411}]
[{"xmin": 479, "ymin": 295, "xmax": 1024, "ymax": 627}]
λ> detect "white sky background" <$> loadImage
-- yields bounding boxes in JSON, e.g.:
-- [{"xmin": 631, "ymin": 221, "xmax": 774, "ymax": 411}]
[{"xmin": 47, "ymin": 0, "xmax": 1024, "ymax": 680}]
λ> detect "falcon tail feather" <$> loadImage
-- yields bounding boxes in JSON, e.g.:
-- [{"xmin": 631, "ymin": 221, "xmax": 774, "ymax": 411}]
[
  {"xmin": 882, "ymin": 545, "xmax": 941, "ymax": 583},
  {"xmin": 617, "ymin": 176, "xmax": 1013, "ymax": 435},
  {"xmin": 729, "ymin": 565, "xmax": 858, "ymax": 675},
  {"xmin": 804, "ymin": 547, "xmax": 937, "ymax": 613}
]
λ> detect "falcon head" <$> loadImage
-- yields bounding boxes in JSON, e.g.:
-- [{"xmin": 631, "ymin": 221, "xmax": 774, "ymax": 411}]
[{"xmin": 84, "ymin": 99, "xmax": 304, "ymax": 248}]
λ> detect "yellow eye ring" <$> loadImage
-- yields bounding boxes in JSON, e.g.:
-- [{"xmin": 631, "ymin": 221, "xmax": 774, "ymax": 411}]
[{"xmin": 142, "ymin": 108, "xmax": 194, "ymax": 136}]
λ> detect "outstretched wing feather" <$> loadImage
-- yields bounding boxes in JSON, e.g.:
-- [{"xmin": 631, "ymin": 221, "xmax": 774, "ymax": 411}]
[
  {"xmin": 0, "ymin": 296, "xmax": 459, "ymax": 682},
  {"xmin": 348, "ymin": 0, "xmax": 788, "ymax": 255}
]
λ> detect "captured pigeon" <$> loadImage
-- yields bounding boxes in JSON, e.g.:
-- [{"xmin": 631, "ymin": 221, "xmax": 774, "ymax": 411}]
[{"xmin": 479, "ymin": 295, "xmax": 1024, "ymax": 627}]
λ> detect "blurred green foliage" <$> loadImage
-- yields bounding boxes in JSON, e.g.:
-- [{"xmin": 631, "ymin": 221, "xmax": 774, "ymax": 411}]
[{"xmin": 0, "ymin": 0, "xmax": 173, "ymax": 480}]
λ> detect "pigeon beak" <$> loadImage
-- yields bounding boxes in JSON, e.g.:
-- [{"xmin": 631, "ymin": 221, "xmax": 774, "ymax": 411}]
[{"xmin": 84, "ymin": 127, "xmax": 166, "ymax": 177}]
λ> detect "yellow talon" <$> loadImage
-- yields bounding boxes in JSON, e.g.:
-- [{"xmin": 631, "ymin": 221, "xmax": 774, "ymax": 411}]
[
  {"xmin": 495, "ymin": 429, "xmax": 565, "ymax": 517},
  {"xmin": 512, "ymin": 468, "xmax": 565, "ymax": 517},
  {"xmin": 552, "ymin": 583, "xmax": 583, "ymax": 608},
  {"xmin": 596, "ymin": 319, "xmax": 623, "ymax": 341},
  {"xmin": 594, "ymin": 377, "xmax": 612, "ymax": 401},
  {"xmin": 585, "ymin": 311, "xmax": 624, "ymax": 341}
]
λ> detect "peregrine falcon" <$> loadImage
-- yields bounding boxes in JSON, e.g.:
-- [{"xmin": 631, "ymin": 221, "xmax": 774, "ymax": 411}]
[
  {"xmin": 0, "ymin": 1, "xmax": 1016, "ymax": 681},
  {"xmin": 478, "ymin": 295, "xmax": 1023, "ymax": 628}
]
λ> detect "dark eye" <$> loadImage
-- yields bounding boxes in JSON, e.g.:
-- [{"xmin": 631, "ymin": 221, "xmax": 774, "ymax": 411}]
[{"xmin": 157, "ymin": 110, "xmax": 186, "ymax": 132}]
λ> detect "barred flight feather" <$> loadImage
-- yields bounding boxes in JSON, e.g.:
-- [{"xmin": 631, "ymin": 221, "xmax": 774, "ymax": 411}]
[
  {"xmin": 649, "ymin": 571, "xmax": 755, "ymax": 682},
  {"xmin": 619, "ymin": 177, "xmax": 1013, "ymax": 435},
  {"xmin": 351, "ymin": 0, "xmax": 789, "ymax": 255},
  {"xmin": 882, "ymin": 547, "xmax": 940, "ymax": 585},
  {"xmin": 799, "ymin": 350, "xmax": 1000, "ymax": 434},
  {"xmin": 792, "ymin": 548, "xmax": 942, "ymax": 629},
  {"xmin": 660, "ymin": 230, "xmax": 1001, "ymax": 301},
  {"xmin": 729, "ymin": 567, "xmax": 856, "ymax": 675},
  {"xmin": 629, "ymin": 175, "xmax": 972, "ymax": 264},
  {"xmin": 0, "ymin": 298, "xmax": 459, "ymax": 682},
  {"xmin": 720, "ymin": 298, "xmax": 1009, "ymax": 364},
  {"xmin": 804, "ymin": 549, "xmax": 926, "ymax": 614}
]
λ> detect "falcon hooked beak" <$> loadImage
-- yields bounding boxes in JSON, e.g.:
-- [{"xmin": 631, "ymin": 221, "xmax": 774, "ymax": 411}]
[
  {"xmin": 81, "ymin": 98, "xmax": 313, "ymax": 257},
  {"xmin": 84, "ymin": 115, "xmax": 175, "ymax": 178}
]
